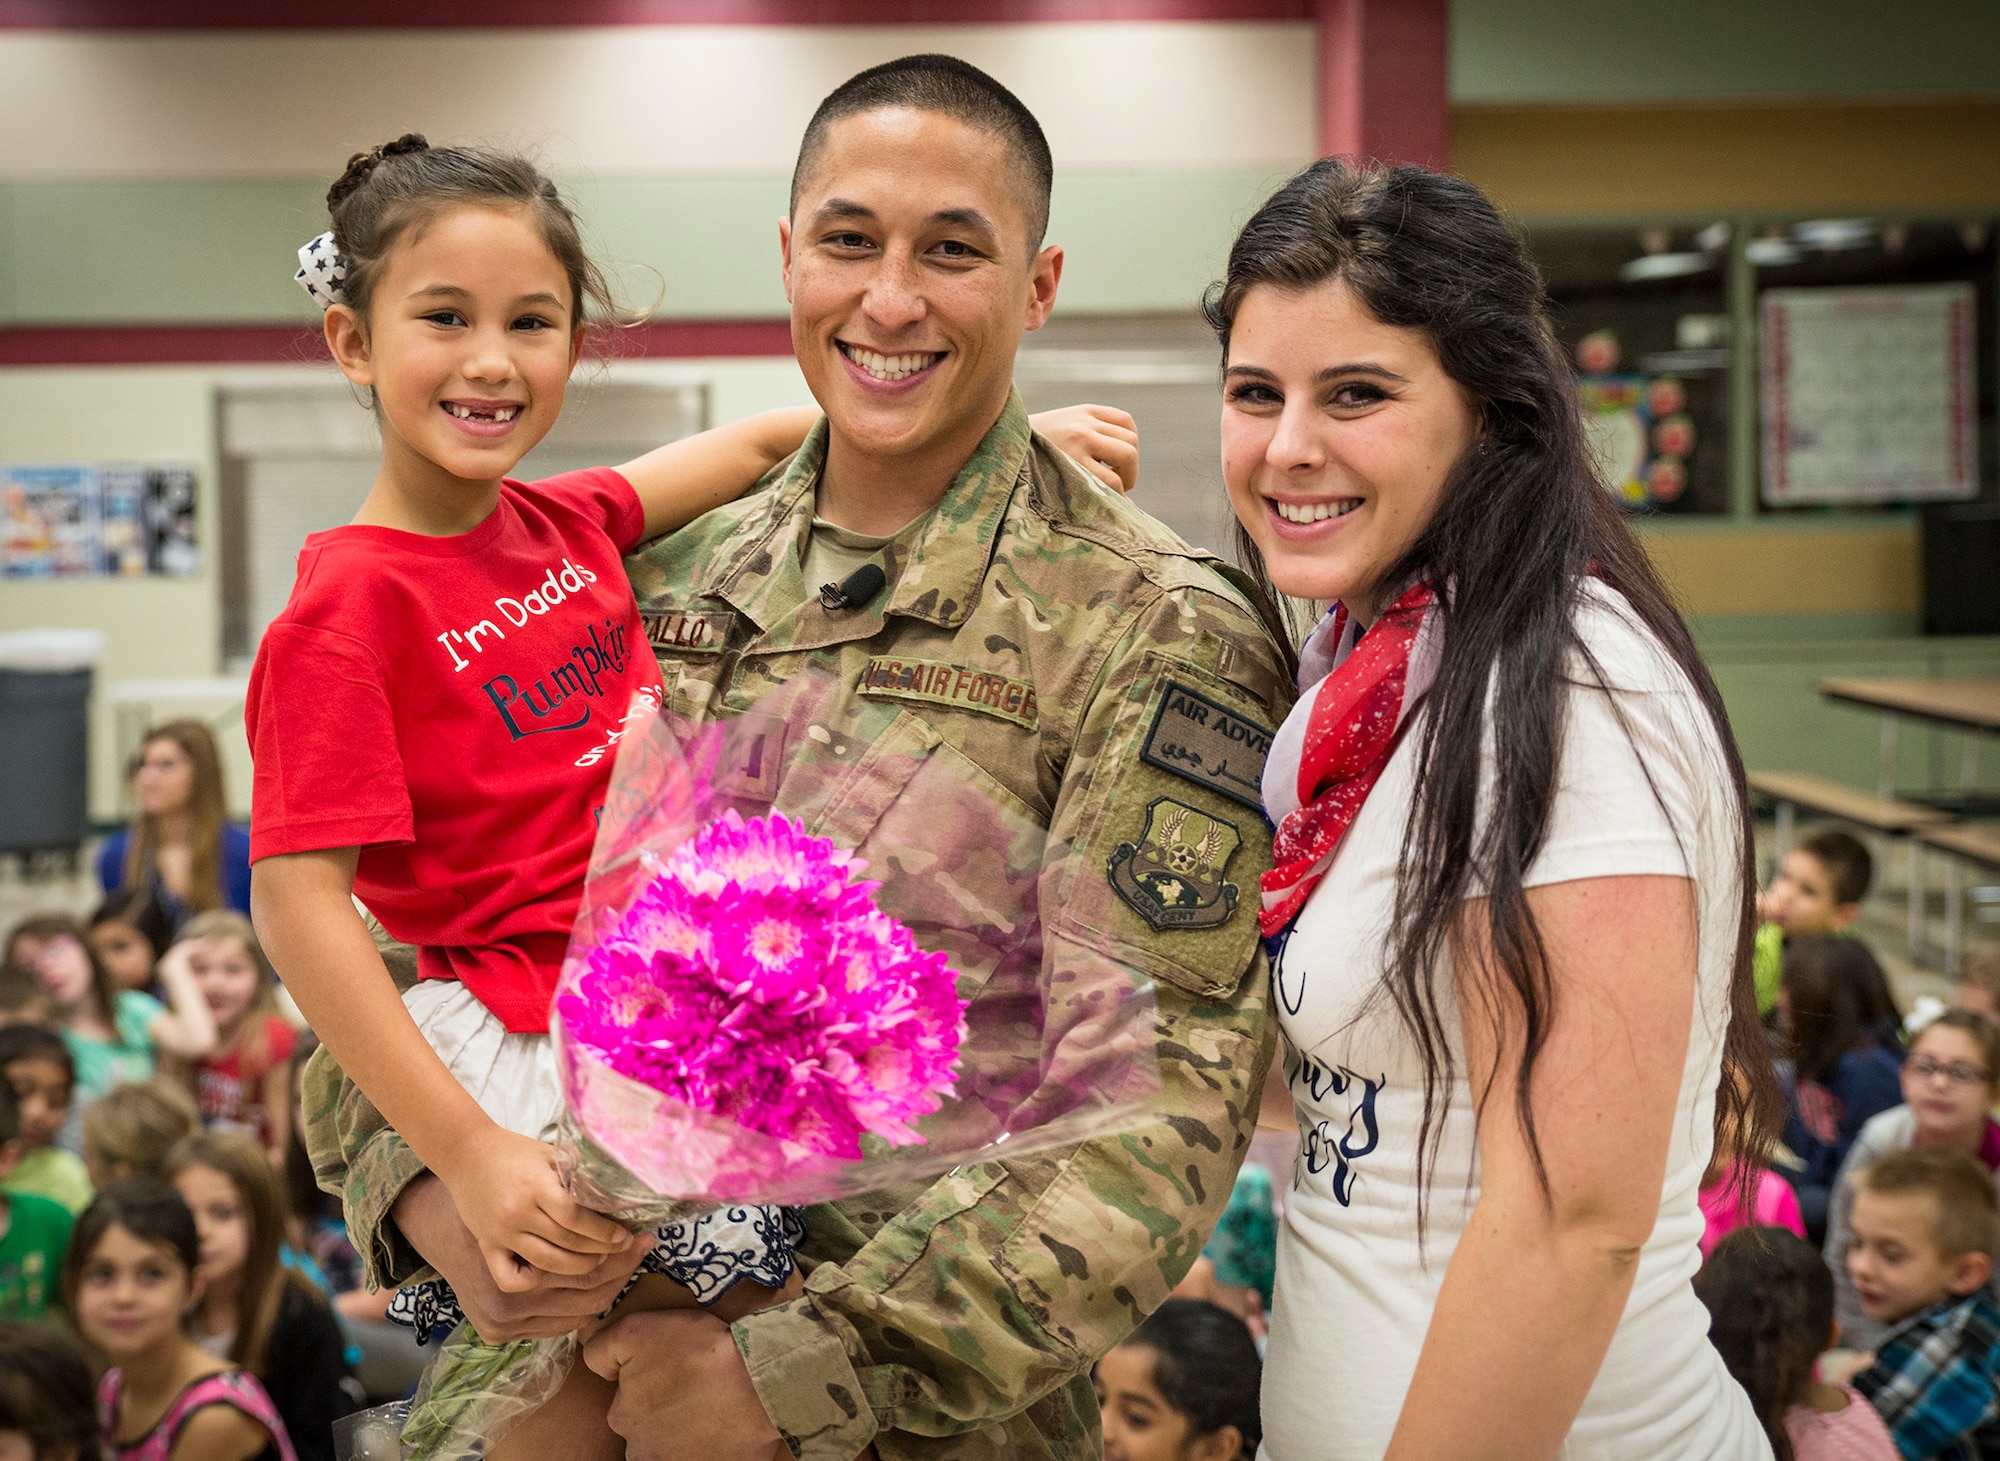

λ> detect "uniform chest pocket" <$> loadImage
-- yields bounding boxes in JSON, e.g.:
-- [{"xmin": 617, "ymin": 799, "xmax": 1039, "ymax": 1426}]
[{"xmin": 776, "ymin": 707, "xmax": 1048, "ymax": 1012}]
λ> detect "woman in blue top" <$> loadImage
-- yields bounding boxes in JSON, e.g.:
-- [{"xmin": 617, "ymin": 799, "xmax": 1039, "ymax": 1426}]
[
  {"xmin": 1779, "ymin": 932, "xmax": 1905, "ymax": 1241},
  {"xmin": 98, "ymin": 721, "xmax": 251, "ymax": 929}
]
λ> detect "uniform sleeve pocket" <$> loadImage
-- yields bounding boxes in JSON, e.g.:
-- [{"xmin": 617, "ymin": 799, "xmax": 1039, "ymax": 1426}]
[{"xmin": 1052, "ymin": 653, "xmax": 1279, "ymax": 1003}]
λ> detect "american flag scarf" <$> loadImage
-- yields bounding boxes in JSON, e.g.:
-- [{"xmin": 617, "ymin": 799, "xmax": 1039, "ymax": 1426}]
[{"xmin": 1258, "ymin": 582, "xmax": 1440, "ymax": 937}]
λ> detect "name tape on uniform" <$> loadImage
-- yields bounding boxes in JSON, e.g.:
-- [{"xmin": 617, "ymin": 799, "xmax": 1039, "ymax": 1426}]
[
  {"xmin": 640, "ymin": 610, "xmax": 730, "ymax": 654},
  {"xmin": 1140, "ymin": 680, "xmax": 1271, "ymax": 811},
  {"xmin": 857, "ymin": 657, "xmax": 1039, "ymax": 731}
]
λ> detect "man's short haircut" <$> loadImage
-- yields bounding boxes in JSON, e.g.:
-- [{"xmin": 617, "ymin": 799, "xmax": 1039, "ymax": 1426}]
[
  {"xmin": 791, "ymin": 53, "xmax": 1054, "ymax": 251},
  {"xmin": 1858, "ymin": 1147, "xmax": 2000, "ymax": 1260},
  {"xmin": 1797, "ymin": 828, "xmax": 1873, "ymax": 905}
]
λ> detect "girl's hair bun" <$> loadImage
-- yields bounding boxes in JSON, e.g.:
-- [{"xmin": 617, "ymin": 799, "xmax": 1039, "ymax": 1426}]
[{"xmin": 328, "ymin": 133, "xmax": 432, "ymax": 214}]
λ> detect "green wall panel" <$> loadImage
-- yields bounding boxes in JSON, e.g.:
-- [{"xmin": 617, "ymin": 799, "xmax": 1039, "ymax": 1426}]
[
  {"xmin": 1695, "ymin": 622, "xmax": 2000, "ymax": 798},
  {"xmin": 0, "ymin": 166, "xmax": 1300, "ymax": 326},
  {"xmin": 1453, "ymin": 0, "xmax": 2000, "ymax": 104},
  {"xmin": 3, "ymin": 179, "xmax": 327, "ymax": 325}
]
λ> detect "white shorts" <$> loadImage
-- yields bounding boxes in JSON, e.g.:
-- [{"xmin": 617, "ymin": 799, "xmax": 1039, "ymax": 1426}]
[{"xmin": 386, "ymin": 980, "xmax": 802, "ymax": 1341}]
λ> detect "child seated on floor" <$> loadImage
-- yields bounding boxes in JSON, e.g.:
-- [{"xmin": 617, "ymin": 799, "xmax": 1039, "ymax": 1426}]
[
  {"xmin": 0, "ymin": 1321, "xmax": 100, "ymax": 1460},
  {"xmin": 0, "ymin": 1076, "xmax": 73, "ymax": 1326},
  {"xmin": 1782, "ymin": 934, "xmax": 1906, "ymax": 1242},
  {"xmin": 1953, "ymin": 949, "xmax": 2000, "ymax": 1030},
  {"xmin": 0, "ymin": 966, "xmax": 49, "ymax": 1029},
  {"xmin": 0, "ymin": 1026, "xmax": 90, "ymax": 1215},
  {"xmin": 80, "ymin": 1080, "xmax": 198, "ymax": 1192},
  {"xmin": 1096, "ymin": 1298, "xmax": 1262, "ymax": 1461},
  {"xmin": 1696, "ymin": 1226, "xmax": 1895, "ymax": 1461},
  {"xmin": 1848, "ymin": 1148, "xmax": 2000, "ymax": 1458},
  {"xmin": 1757, "ymin": 829, "xmax": 1874, "ymax": 1017}
]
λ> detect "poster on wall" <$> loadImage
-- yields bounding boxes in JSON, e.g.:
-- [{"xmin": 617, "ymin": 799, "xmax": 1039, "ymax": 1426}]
[
  {"xmin": 0, "ymin": 464, "xmax": 199, "ymax": 578},
  {"xmin": 1, "ymin": 465, "xmax": 99, "ymax": 578},
  {"xmin": 1761, "ymin": 282, "xmax": 1977, "ymax": 505}
]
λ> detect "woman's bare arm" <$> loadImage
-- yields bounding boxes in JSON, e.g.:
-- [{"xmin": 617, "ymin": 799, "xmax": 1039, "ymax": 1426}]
[{"xmin": 1384, "ymin": 874, "xmax": 1697, "ymax": 1460}]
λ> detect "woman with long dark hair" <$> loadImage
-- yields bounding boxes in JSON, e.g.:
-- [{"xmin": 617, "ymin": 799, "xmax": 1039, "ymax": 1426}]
[
  {"xmin": 98, "ymin": 720, "xmax": 253, "ymax": 927},
  {"xmin": 1223, "ymin": 160, "xmax": 1777, "ymax": 1457}
]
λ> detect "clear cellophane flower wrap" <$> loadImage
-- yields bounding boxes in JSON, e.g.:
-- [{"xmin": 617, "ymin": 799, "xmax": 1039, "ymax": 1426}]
[{"xmin": 368, "ymin": 673, "xmax": 1163, "ymax": 1460}]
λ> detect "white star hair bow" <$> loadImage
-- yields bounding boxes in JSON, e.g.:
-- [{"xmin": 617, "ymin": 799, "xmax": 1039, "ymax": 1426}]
[{"xmin": 294, "ymin": 232, "xmax": 349, "ymax": 311}]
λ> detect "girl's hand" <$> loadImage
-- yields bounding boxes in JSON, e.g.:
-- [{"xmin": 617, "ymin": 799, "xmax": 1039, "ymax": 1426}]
[
  {"xmin": 148, "ymin": 937, "xmax": 221, "ymax": 1058},
  {"xmin": 438, "ymin": 1126, "xmax": 631, "ymax": 1290},
  {"xmin": 1030, "ymin": 404, "xmax": 1140, "ymax": 494}
]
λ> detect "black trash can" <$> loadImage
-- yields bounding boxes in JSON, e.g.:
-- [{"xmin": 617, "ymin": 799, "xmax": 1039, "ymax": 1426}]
[{"xmin": 0, "ymin": 631, "xmax": 102, "ymax": 858}]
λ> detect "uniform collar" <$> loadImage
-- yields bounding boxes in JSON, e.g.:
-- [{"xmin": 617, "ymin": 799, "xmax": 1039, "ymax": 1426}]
[{"xmin": 705, "ymin": 391, "xmax": 1034, "ymax": 651}]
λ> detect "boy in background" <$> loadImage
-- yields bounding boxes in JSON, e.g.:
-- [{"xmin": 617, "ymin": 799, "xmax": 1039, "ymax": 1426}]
[
  {"xmin": 0, "ymin": 1079, "xmax": 72, "ymax": 1324},
  {"xmin": 1849, "ymin": 1148, "xmax": 2000, "ymax": 1458},
  {"xmin": 1953, "ymin": 948, "xmax": 2000, "ymax": 1028},
  {"xmin": 0, "ymin": 1026, "xmax": 89, "ymax": 1215},
  {"xmin": 1757, "ymin": 828, "xmax": 1875, "ymax": 1016},
  {"xmin": 79, "ymin": 1079, "xmax": 196, "ymax": 1191},
  {"xmin": 0, "ymin": 966, "xmax": 47, "ymax": 1029}
]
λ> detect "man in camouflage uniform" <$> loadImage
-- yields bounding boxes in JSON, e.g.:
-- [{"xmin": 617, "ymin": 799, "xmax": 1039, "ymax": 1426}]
[{"xmin": 304, "ymin": 54, "xmax": 1288, "ymax": 1461}]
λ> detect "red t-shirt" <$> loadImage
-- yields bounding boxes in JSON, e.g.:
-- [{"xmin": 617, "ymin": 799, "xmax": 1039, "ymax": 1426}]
[
  {"xmin": 247, "ymin": 470, "xmax": 664, "ymax": 1032},
  {"xmin": 194, "ymin": 1014, "xmax": 298, "ymax": 1149}
]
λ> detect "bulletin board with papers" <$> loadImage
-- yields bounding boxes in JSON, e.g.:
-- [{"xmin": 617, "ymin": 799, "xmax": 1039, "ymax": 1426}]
[
  {"xmin": 2, "ymin": 464, "xmax": 199, "ymax": 578},
  {"xmin": 1760, "ymin": 283, "xmax": 1978, "ymax": 505}
]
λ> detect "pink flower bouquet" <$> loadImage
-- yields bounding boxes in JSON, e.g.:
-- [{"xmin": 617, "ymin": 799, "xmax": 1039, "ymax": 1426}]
[{"xmin": 556, "ymin": 809, "xmax": 967, "ymax": 1200}]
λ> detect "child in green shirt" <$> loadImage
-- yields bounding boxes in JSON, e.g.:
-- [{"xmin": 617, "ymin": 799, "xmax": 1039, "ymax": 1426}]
[
  {"xmin": 0, "ymin": 1074, "xmax": 72, "ymax": 1324},
  {"xmin": 1755, "ymin": 828, "xmax": 1873, "ymax": 1016},
  {"xmin": 0, "ymin": 1025, "xmax": 91, "ymax": 1215}
]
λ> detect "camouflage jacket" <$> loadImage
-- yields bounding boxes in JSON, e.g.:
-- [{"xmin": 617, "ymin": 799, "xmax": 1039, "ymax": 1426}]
[{"xmin": 303, "ymin": 393, "xmax": 1290, "ymax": 1461}]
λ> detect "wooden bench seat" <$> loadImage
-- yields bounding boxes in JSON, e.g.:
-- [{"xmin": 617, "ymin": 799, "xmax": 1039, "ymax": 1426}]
[
  {"xmin": 1746, "ymin": 771, "xmax": 1954, "ymax": 835},
  {"xmin": 1917, "ymin": 823, "xmax": 2000, "ymax": 871}
]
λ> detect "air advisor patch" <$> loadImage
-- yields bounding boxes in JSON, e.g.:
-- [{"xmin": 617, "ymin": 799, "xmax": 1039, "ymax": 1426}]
[{"xmin": 1108, "ymin": 797, "xmax": 1244, "ymax": 931}]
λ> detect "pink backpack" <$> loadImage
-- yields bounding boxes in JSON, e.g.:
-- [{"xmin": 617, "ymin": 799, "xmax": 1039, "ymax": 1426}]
[{"xmin": 98, "ymin": 1367, "xmax": 299, "ymax": 1461}]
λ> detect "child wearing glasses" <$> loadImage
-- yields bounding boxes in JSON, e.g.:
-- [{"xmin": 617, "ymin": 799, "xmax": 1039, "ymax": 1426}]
[{"xmin": 1827, "ymin": 1009, "xmax": 2000, "ymax": 1354}]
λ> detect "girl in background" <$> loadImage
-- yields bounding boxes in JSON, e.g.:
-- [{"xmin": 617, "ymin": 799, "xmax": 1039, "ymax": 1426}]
[
  {"xmin": 7, "ymin": 916, "xmax": 215, "ymax": 1150},
  {"xmin": 0, "ymin": 1025, "xmax": 90, "ymax": 1214},
  {"xmin": 1825, "ymin": 1007, "xmax": 2000, "ymax": 1353},
  {"xmin": 1699, "ymin": 1066, "xmax": 1807, "ymax": 1258},
  {"xmin": 88, "ymin": 892, "xmax": 172, "ymax": 997},
  {"xmin": 178, "ymin": 913, "xmax": 294, "ymax": 1166},
  {"xmin": 99, "ymin": 721, "xmax": 252, "ymax": 926},
  {"xmin": 1781, "ymin": 934, "xmax": 1906, "ymax": 1241},
  {"xmin": 0, "ymin": 1320, "xmax": 100, "ymax": 1461},
  {"xmin": 1694, "ymin": 1226, "xmax": 1894, "ymax": 1461},
  {"xmin": 1095, "ymin": 1298, "xmax": 1262, "ymax": 1461},
  {"xmin": 166, "ymin": 1133, "xmax": 350, "ymax": 1461},
  {"xmin": 66, "ymin": 1177, "xmax": 294, "ymax": 1461}
]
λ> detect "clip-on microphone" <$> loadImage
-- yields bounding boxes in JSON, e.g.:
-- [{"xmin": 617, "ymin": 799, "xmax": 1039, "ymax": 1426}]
[{"xmin": 819, "ymin": 562, "xmax": 887, "ymax": 612}]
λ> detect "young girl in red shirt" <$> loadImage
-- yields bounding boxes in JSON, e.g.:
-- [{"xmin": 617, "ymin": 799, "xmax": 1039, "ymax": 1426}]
[
  {"xmin": 177, "ymin": 912, "xmax": 294, "ymax": 1168},
  {"xmin": 248, "ymin": 135, "xmax": 1132, "ymax": 1458}
]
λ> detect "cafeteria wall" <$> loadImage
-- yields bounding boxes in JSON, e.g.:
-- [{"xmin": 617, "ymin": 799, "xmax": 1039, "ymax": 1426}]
[{"xmin": 4, "ymin": 1, "xmax": 2000, "ymax": 822}]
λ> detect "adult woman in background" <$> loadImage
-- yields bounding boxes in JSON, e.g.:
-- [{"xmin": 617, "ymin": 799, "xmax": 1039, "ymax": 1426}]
[
  {"xmin": 98, "ymin": 720, "xmax": 252, "ymax": 926},
  {"xmin": 1227, "ymin": 160, "xmax": 1777, "ymax": 1458}
]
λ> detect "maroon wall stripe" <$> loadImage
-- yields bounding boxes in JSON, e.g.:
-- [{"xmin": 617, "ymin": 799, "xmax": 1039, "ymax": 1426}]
[
  {"xmin": 0, "ymin": 1, "xmax": 1313, "ymax": 29},
  {"xmin": 0, "ymin": 320, "xmax": 796, "ymax": 366}
]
